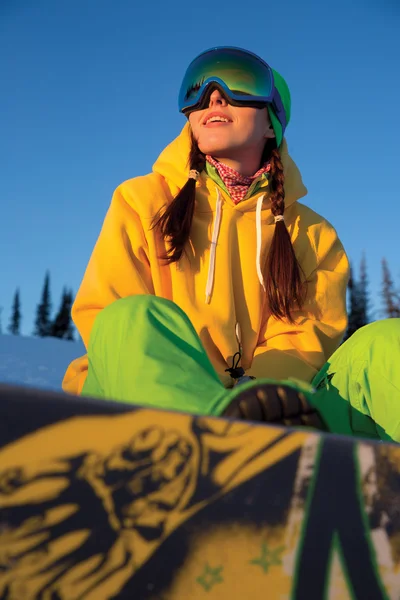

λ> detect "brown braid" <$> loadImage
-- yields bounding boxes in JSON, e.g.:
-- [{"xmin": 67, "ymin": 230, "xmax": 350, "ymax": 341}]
[
  {"xmin": 152, "ymin": 131, "xmax": 205, "ymax": 262},
  {"xmin": 265, "ymin": 147, "xmax": 305, "ymax": 322}
]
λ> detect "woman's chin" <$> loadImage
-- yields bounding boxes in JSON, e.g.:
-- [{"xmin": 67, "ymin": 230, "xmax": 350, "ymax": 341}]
[
  {"xmin": 198, "ymin": 142, "xmax": 234, "ymax": 157},
  {"xmin": 197, "ymin": 131, "xmax": 236, "ymax": 155}
]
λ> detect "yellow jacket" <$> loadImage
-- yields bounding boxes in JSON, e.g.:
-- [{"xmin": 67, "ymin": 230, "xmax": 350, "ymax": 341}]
[{"xmin": 63, "ymin": 124, "xmax": 349, "ymax": 394}]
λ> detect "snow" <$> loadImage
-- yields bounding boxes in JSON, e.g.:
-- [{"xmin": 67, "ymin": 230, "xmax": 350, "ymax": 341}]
[{"xmin": 0, "ymin": 334, "xmax": 85, "ymax": 391}]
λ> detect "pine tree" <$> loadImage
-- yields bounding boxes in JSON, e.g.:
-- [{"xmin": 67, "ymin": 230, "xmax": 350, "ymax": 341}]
[
  {"xmin": 65, "ymin": 290, "xmax": 75, "ymax": 340},
  {"xmin": 381, "ymin": 258, "xmax": 400, "ymax": 318},
  {"xmin": 34, "ymin": 272, "xmax": 52, "ymax": 337},
  {"xmin": 345, "ymin": 263, "xmax": 359, "ymax": 339},
  {"xmin": 345, "ymin": 255, "xmax": 369, "ymax": 340},
  {"xmin": 8, "ymin": 289, "xmax": 21, "ymax": 335},
  {"xmin": 358, "ymin": 252, "xmax": 369, "ymax": 325},
  {"xmin": 51, "ymin": 288, "xmax": 74, "ymax": 340}
]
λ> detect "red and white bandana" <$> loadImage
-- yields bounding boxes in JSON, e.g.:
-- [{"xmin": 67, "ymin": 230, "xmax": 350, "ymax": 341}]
[{"xmin": 206, "ymin": 155, "xmax": 271, "ymax": 204}]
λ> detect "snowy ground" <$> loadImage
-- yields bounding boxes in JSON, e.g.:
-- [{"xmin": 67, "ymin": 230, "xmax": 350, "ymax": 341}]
[{"xmin": 0, "ymin": 334, "xmax": 85, "ymax": 391}]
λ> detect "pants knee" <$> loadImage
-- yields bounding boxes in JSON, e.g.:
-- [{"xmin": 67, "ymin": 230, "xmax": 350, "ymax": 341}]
[
  {"xmin": 95, "ymin": 295, "xmax": 187, "ymax": 330},
  {"xmin": 352, "ymin": 318, "xmax": 400, "ymax": 342},
  {"xmin": 345, "ymin": 319, "xmax": 400, "ymax": 366}
]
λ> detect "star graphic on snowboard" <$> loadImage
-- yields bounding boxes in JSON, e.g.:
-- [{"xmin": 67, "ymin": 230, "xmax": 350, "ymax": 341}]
[
  {"xmin": 196, "ymin": 563, "xmax": 224, "ymax": 591},
  {"xmin": 249, "ymin": 542, "xmax": 285, "ymax": 573}
]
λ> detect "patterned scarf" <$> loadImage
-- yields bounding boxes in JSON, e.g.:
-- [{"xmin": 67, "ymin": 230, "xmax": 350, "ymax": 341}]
[{"xmin": 206, "ymin": 155, "xmax": 271, "ymax": 204}]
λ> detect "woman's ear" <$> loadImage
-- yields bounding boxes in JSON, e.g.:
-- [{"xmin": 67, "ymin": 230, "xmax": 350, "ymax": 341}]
[{"xmin": 264, "ymin": 123, "xmax": 276, "ymax": 140}]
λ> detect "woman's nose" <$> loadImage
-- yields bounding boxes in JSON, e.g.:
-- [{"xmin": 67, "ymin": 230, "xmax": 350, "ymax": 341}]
[{"xmin": 208, "ymin": 89, "xmax": 228, "ymax": 108}]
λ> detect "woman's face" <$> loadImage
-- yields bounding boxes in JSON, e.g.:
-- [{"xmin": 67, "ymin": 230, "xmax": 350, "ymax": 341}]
[{"xmin": 188, "ymin": 88, "xmax": 275, "ymax": 163}]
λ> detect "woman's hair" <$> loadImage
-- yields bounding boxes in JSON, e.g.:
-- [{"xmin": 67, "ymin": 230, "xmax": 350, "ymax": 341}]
[
  {"xmin": 152, "ymin": 130, "xmax": 305, "ymax": 322},
  {"xmin": 262, "ymin": 142, "xmax": 305, "ymax": 322},
  {"xmin": 152, "ymin": 130, "xmax": 205, "ymax": 263}
]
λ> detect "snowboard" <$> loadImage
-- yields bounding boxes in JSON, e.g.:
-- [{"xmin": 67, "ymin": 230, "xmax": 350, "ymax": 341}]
[{"xmin": 0, "ymin": 382, "xmax": 399, "ymax": 599}]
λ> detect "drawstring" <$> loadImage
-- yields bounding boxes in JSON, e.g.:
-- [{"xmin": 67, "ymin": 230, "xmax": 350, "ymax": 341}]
[
  {"xmin": 256, "ymin": 194, "xmax": 266, "ymax": 291},
  {"xmin": 226, "ymin": 321, "xmax": 255, "ymax": 384},
  {"xmin": 205, "ymin": 190, "xmax": 267, "ymax": 302},
  {"xmin": 204, "ymin": 189, "xmax": 267, "ymax": 382},
  {"xmin": 235, "ymin": 322, "xmax": 242, "ymax": 354},
  {"xmin": 225, "ymin": 321, "xmax": 245, "ymax": 379},
  {"xmin": 205, "ymin": 188, "xmax": 223, "ymax": 304},
  {"xmin": 225, "ymin": 351, "xmax": 245, "ymax": 379}
]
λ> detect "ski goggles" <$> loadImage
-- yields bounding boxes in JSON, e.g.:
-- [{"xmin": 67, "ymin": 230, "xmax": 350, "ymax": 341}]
[{"xmin": 178, "ymin": 47, "xmax": 287, "ymax": 135}]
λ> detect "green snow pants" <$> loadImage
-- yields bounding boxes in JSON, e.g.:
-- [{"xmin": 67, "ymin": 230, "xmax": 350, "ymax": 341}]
[{"xmin": 82, "ymin": 295, "xmax": 400, "ymax": 443}]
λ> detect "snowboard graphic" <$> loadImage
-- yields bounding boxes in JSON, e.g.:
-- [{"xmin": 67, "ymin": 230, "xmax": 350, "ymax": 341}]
[{"xmin": 0, "ymin": 383, "xmax": 399, "ymax": 599}]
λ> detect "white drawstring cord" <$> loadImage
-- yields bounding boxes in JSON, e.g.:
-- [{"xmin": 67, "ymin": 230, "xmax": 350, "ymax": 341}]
[
  {"xmin": 235, "ymin": 322, "xmax": 242, "ymax": 354},
  {"xmin": 205, "ymin": 188, "xmax": 223, "ymax": 304},
  {"xmin": 256, "ymin": 194, "xmax": 266, "ymax": 291}
]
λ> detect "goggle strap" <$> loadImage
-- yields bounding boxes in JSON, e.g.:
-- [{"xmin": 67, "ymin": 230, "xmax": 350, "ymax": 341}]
[{"xmin": 271, "ymin": 90, "xmax": 287, "ymax": 133}]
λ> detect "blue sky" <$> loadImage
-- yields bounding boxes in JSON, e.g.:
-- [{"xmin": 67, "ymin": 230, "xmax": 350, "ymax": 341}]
[{"xmin": 1, "ymin": 0, "xmax": 399, "ymax": 335}]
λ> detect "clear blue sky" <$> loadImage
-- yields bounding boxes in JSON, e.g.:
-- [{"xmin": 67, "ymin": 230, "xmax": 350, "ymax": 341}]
[{"xmin": 1, "ymin": 0, "xmax": 399, "ymax": 335}]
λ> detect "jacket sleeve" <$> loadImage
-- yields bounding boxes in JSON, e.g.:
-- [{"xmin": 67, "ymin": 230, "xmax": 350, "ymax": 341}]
[
  {"xmin": 62, "ymin": 185, "xmax": 154, "ymax": 394},
  {"xmin": 248, "ymin": 224, "xmax": 349, "ymax": 384}
]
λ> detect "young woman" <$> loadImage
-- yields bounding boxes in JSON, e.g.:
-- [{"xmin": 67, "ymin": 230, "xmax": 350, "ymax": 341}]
[{"xmin": 63, "ymin": 47, "xmax": 400, "ymax": 442}]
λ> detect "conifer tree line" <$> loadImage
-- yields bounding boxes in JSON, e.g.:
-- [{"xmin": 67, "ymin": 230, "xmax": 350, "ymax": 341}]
[
  {"xmin": 2, "ymin": 259, "xmax": 400, "ymax": 340},
  {"xmin": 6, "ymin": 271, "xmax": 75, "ymax": 340},
  {"xmin": 345, "ymin": 255, "xmax": 400, "ymax": 340}
]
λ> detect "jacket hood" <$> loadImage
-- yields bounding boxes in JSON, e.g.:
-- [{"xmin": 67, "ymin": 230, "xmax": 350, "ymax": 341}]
[{"xmin": 152, "ymin": 122, "xmax": 307, "ymax": 209}]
